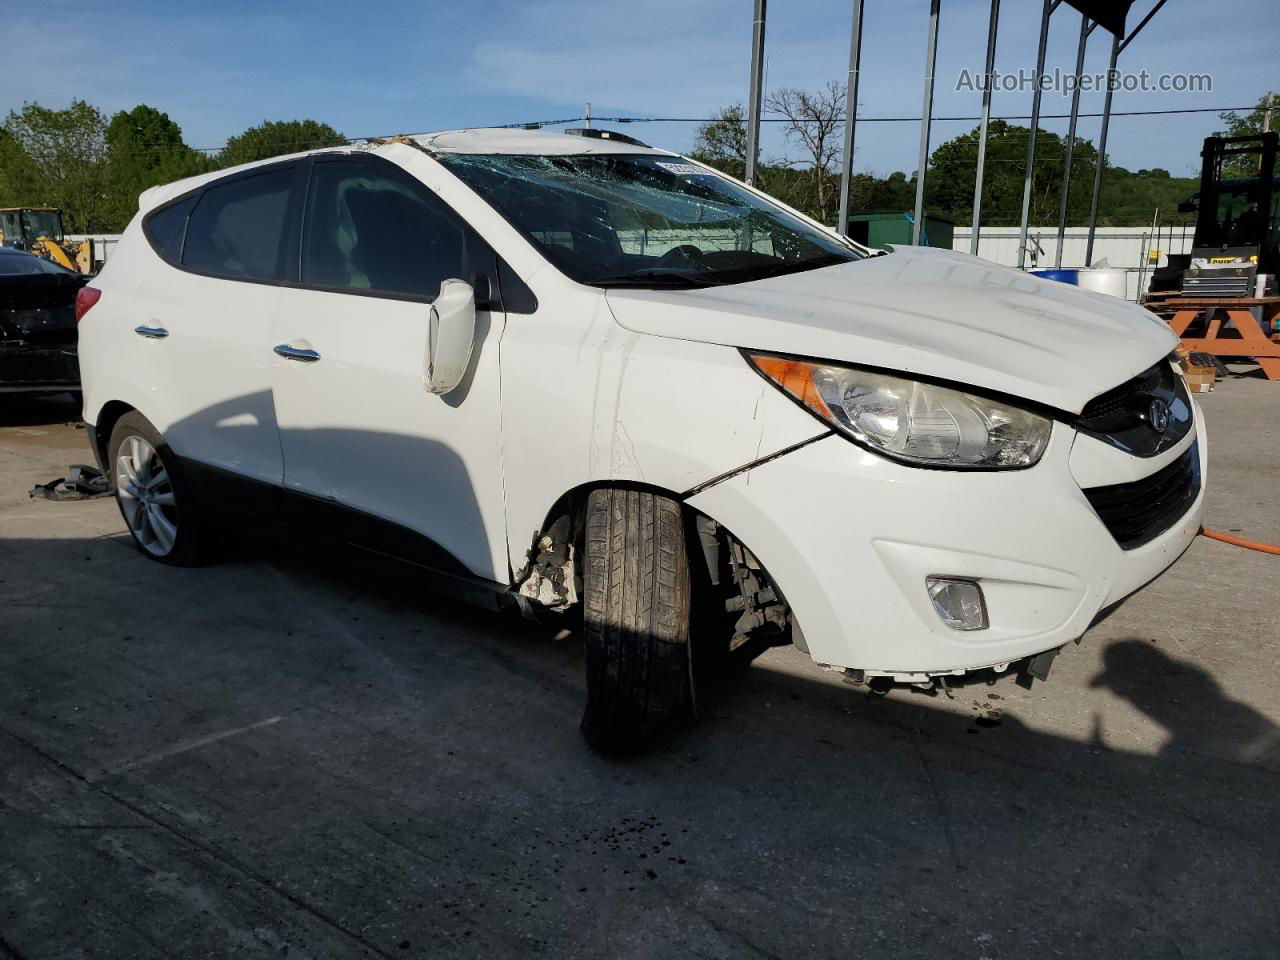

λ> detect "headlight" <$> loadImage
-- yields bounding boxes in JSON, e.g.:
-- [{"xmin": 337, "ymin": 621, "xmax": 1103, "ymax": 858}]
[{"xmin": 748, "ymin": 354, "xmax": 1051, "ymax": 469}]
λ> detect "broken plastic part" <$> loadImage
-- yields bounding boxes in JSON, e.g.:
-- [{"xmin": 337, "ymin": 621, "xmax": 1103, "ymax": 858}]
[{"xmin": 515, "ymin": 528, "xmax": 579, "ymax": 612}]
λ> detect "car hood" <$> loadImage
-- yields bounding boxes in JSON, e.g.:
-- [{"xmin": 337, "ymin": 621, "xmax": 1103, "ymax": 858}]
[{"xmin": 603, "ymin": 246, "xmax": 1177, "ymax": 414}]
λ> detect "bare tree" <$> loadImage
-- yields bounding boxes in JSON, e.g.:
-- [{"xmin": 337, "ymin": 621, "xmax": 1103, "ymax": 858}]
[{"xmin": 766, "ymin": 82, "xmax": 846, "ymax": 223}]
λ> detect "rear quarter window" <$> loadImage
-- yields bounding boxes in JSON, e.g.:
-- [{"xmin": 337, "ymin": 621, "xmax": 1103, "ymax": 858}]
[
  {"xmin": 182, "ymin": 167, "xmax": 296, "ymax": 282},
  {"xmin": 143, "ymin": 195, "xmax": 197, "ymax": 264}
]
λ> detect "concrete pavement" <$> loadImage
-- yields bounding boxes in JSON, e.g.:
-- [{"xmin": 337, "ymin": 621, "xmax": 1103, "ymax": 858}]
[{"xmin": 1, "ymin": 379, "xmax": 1277, "ymax": 959}]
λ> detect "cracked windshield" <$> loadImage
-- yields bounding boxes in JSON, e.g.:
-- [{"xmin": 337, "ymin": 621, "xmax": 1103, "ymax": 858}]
[{"xmin": 439, "ymin": 153, "xmax": 863, "ymax": 288}]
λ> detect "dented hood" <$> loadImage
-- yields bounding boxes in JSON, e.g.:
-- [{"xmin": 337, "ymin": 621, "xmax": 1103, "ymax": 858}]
[{"xmin": 604, "ymin": 246, "xmax": 1177, "ymax": 414}]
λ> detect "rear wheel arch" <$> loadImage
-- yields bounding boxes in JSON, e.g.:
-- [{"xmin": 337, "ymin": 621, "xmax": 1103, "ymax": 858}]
[{"xmin": 92, "ymin": 400, "xmax": 137, "ymax": 466}]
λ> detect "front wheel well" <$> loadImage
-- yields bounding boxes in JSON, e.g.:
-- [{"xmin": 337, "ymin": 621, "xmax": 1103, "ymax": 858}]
[{"xmin": 519, "ymin": 482, "xmax": 797, "ymax": 654}]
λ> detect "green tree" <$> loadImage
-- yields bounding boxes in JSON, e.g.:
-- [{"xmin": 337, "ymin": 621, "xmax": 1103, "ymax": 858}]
[
  {"xmin": 0, "ymin": 100, "xmax": 113, "ymax": 232},
  {"xmin": 218, "ymin": 119, "xmax": 345, "ymax": 169},
  {"xmin": 690, "ymin": 105, "xmax": 748, "ymax": 180},
  {"xmin": 924, "ymin": 120, "xmax": 1099, "ymax": 226},
  {"xmin": 105, "ymin": 104, "xmax": 211, "ymax": 226},
  {"xmin": 1213, "ymin": 92, "xmax": 1278, "ymax": 175}
]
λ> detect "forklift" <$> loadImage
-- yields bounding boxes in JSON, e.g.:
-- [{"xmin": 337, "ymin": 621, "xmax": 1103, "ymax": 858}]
[
  {"xmin": 0, "ymin": 207, "xmax": 95, "ymax": 274},
  {"xmin": 1149, "ymin": 132, "xmax": 1278, "ymax": 297}
]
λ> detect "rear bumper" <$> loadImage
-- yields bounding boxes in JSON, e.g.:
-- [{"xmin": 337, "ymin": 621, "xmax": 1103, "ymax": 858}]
[
  {"xmin": 0, "ymin": 344, "xmax": 80, "ymax": 392},
  {"xmin": 0, "ymin": 383, "xmax": 80, "ymax": 394},
  {"xmin": 687, "ymin": 414, "xmax": 1206, "ymax": 677}
]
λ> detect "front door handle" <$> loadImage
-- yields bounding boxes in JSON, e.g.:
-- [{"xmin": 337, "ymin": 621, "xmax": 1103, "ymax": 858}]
[
  {"xmin": 134, "ymin": 324, "xmax": 168, "ymax": 339},
  {"xmin": 274, "ymin": 343, "xmax": 321, "ymax": 363}
]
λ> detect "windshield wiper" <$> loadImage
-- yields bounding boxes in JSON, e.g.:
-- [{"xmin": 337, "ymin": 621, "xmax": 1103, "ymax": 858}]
[
  {"xmin": 732, "ymin": 254, "xmax": 853, "ymax": 283},
  {"xmin": 587, "ymin": 270, "xmax": 722, "ymax": 289}
]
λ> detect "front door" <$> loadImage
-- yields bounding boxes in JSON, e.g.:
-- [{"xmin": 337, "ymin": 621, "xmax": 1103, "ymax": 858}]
[{"xmin": 269, "ymin": 155, "xmax": 509, "ymax": 581}]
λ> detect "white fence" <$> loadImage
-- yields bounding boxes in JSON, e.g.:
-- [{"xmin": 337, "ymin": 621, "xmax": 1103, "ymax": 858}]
[{"xmin": 952, "ymin": 226, "xmax": 1191, "ymax": 301}]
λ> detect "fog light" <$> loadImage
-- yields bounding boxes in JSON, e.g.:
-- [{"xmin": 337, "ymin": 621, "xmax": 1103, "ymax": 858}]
[{"xmin": 926, "ymin": 577, "xmax": 988, "ymax": 631}]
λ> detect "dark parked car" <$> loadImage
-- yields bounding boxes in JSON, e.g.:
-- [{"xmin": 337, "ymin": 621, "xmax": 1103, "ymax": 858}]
[{"xmin": 0, "ymin": 246, "xmax": 86, "ymax": 396}]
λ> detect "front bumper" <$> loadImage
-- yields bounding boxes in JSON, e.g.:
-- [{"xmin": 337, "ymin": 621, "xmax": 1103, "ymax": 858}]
[{"xmin": 687, "ymin": 410, "xmax": 1206, "ymax": 676}]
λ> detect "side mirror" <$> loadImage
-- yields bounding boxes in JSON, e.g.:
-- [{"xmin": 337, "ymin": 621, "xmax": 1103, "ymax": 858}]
[{"xmin": 425, "ymin": 278, "xmax": 476, "ymax": 395}]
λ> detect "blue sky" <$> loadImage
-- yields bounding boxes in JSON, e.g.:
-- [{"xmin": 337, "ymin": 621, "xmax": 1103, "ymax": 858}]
[{"xmin": 6, "ymin": 0, "xmax": 1274, "ymax": 177}]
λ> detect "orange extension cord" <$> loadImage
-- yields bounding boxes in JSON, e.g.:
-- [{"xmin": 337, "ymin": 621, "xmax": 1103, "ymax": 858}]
[{"xmin": 1201, "ymin": 528, "xmax": 1280, "ymax": 556}]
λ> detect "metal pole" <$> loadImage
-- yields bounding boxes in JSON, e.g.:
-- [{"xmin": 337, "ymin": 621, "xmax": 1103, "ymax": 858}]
[
  {"xmin": 1085, "ymin": 33, "xmax": 1119, "ymax": 267},
  {"xmin": 1054, "ymin": 14, "xmax": 1089, "ymax": 268},
  {"xmin": 1118, "ymin": 0, "xmax": 1168, "ymax": 54},
  {"xmin": 744, "ymin": 0, "xmax": 767, "ymax": 187},
  {"xmin": 970, "ymin": 0, "xmax": 1001, "ymax": 256},
  {"xmin": 836, "ymin": 0, "xmax": 866, "ymax": 235},
  {"xmin": 912, "ymin": 0, "xmax": 941, "ymax": 246},
  {"xmin": 1018, "ymin": 0, "xmax": 1055, "ymax": 269}
]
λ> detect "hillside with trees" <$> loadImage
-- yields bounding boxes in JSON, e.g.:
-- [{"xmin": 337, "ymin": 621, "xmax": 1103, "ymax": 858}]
[
  {"xmin": 4, "ymin": 89, "xmax": 1264, "ymax": 234},
  {"xmin": 691, "ymin": 100, "xmax": 1199, "ymax": 230}
]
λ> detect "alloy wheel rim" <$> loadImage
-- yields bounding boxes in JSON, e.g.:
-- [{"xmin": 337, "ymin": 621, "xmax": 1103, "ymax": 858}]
[{"xmin": 115, "ymin": 435, "xmax": 178, "ymax": 556}]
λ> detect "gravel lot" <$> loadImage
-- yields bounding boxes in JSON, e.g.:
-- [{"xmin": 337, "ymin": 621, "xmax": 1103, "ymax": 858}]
[{"xmin": 1, "ymin": 376, "xmax": 1277, "ymax": 959}]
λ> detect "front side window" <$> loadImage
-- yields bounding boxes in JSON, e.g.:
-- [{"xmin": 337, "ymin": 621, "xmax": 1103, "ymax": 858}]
[
  {"xmin": 183, "ymin": 168, "xmax": 295, "ymax": 281},
  {"xmin": 21, "ymin": 210, "xmax": 62, "ymax": 243},
  {"xmin": 1, "ymin": 212, "xmax": 21, "ymax": 244},
  {"xmin": 438, "ymin": 153, "xmax": 862, "ymax": 288},
  {"xmin": 302, "ymin": 159, "xmax": 467, "ymax": 299}
]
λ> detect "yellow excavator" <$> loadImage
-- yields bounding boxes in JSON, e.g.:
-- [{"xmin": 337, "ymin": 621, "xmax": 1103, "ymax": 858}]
[{"xmin": 0, "ymin": 207, "xmax": 95, "ymax": 273}]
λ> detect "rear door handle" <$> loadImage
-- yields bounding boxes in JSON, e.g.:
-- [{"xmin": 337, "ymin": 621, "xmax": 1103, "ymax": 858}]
[
  {"xmin": 274, "ymin": 344, "xmax": 321, "ymax": 363},
  {"xmin": 134, "ymin": 324, "xmax": 168, "ymax": 339}
]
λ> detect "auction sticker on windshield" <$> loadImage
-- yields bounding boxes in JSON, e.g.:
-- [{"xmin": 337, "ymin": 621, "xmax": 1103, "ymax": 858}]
[{"xmin": 655, "ymin": 162, "xmax": 709, "ymax": 176}]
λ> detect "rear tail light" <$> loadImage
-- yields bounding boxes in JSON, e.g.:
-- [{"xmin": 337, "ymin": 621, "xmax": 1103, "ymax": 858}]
[{"xmin": 75, "ymin": 286, "xmax": 102, "ymax": 324}]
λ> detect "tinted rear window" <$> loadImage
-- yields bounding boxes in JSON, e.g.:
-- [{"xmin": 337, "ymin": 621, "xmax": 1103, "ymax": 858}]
[
  {"xmin": 145, "ymin": 195, "xmax": 197, "ymax": 263},
  {"xmin": 183, "ymin": 168, "xmax": 295, "ymax": 281}
]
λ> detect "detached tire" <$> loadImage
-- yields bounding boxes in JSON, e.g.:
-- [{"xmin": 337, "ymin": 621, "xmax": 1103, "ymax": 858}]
[
  {"xmin": 108, "ymin": 411, "xmax": 205, "ymax": 566},
  {"xmin": 580, "ymin": 488, "xmax": 693, "ymax": 754}
]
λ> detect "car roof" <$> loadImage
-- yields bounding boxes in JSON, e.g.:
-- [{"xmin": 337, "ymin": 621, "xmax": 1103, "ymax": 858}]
[
  {"xmin": 409, "ymin": 128, "xmax": 673, "ymax": 157},
  {"xmin": 0, "ymin": 246, "xmax": 78, "ymax": 277},
  {"xmin": 138, "ymin": 128, "xmax": 678, "ymax": 213}
]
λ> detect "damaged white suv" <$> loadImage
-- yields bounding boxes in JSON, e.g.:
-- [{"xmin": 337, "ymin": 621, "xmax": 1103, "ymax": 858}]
[{"xmin": 77, "ymin": 128, "xmax": 1205, "ymax": 752}]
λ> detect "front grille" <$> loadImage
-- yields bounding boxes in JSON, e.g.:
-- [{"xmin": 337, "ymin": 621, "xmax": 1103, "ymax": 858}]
[
  {"xmin": 1083, "ymin": 442, "xmax": 1200, "ymax": 550},
  {"xmin": 1076, "ymin": 361, "xmax": 1192, "ymax": 457}
]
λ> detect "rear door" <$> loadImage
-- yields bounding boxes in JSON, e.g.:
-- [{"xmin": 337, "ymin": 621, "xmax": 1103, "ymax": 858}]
[
  {"xmin": 135, "ymin": 164, "xmax": 304, "ymax": 491},
  {"xmin": 269, "ymin": 154, "xmax": 509, "ymax": 581}
]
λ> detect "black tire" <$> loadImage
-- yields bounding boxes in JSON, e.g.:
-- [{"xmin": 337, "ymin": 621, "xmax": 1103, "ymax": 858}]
[
  {"xmin": 108, "ymin": 411, "xmax": 205, "ymax": 566},
  {"xmin": 580, "ymin": 488, "xmax": 693, "ymax": 754}
]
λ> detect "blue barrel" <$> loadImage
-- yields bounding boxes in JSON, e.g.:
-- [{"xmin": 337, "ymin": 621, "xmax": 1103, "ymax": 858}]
[{"xmin": 1029, "ymin": 268, "xmax": 1080, "ymax": 285}]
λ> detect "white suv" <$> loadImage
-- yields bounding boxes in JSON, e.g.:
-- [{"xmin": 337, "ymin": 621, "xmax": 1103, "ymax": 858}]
[{"xmin": 77, "ymin": 128, "xmax": 1205, "ymax": 752}]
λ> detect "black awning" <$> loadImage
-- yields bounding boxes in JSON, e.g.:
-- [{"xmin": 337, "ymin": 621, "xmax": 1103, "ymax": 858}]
[{"xmin": 1062, "ymin": 0, "xmax": 1136, "ymax": 36}]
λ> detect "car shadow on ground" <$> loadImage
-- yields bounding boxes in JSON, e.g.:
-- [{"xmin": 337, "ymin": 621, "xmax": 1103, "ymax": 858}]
[{"xmin": 2, "ymin": 527, "xmax": 1278, "ymax": 958}]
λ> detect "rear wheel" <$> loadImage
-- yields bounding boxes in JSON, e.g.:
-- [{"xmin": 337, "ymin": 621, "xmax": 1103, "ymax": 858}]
[
  {"xmin": 580, "ymin": 488, "xmax": 693, "ymax": 754},
  {"xmin": 108, "ymin": 412, "xmax": 204, "ymax": 565}
]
